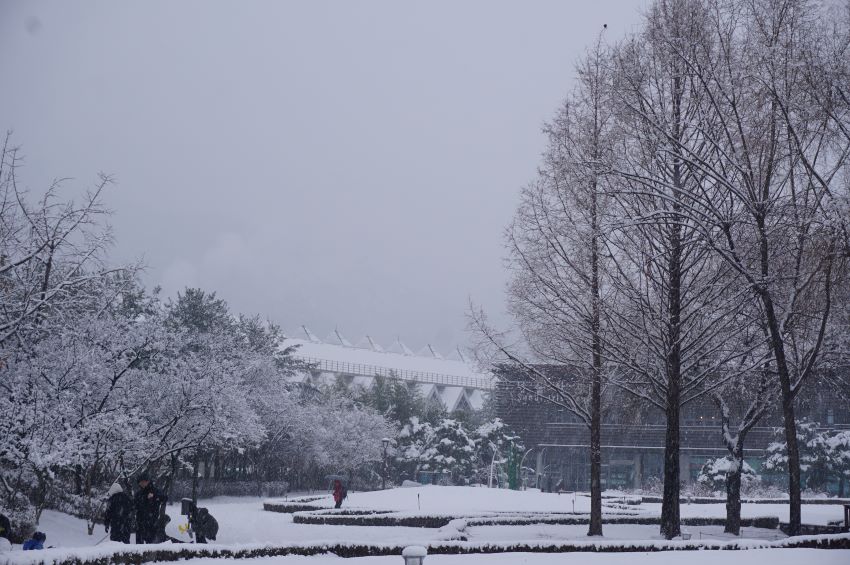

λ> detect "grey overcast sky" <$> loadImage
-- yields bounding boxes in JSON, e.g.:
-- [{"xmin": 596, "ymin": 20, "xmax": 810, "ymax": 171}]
[{"xmin": 0, "ymin": 1, "xmax": 644, "ymax": 353}]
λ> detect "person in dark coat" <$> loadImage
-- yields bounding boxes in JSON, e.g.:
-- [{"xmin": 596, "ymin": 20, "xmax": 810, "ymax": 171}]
[
  {"xmin": 0, "ymin": 513, "xmax": 11, "ymax": 541},
  {"xmin": 104, "ymin": 482, "xmax": 134, "ymax": 543},
  {"xmin": 134, "ymin": 473, "xmax": 167, "ymax": 544},
  {"xmin": 332, "ymin": 479, "xmax": 346, "ymax": 509},
  {"xmin": 22, "ymin": 531, "xmax": 45, "ymax": 550},
  {"xmin": 192, "ymin": 507, "xmax": 218, "ymax": 544}
]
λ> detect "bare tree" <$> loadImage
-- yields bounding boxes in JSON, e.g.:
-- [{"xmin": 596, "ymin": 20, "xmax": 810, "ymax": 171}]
[
  {"xmin": 0, "ymin": 133, "xmax": 121, "ymax": 349},
  {"xmin": 472, "ymin": 37, "xmax": 616, "ymax": 536},
  {"xmin": 623, "ymin": 0, "xmax": 850, "ymax": 535},
  {"xmin": 605, "ymin": 0, "xmax": 761, "ymax": 538}
]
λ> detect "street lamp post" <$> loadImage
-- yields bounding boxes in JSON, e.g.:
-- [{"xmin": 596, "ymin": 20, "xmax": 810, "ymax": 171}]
[
  {"xmin": 518, "ymin": 448, "xmax": 534, "ymax": 490},
  {"xmin": 382, "ymin": 437, "xmax": 391, "ymax": 490}
]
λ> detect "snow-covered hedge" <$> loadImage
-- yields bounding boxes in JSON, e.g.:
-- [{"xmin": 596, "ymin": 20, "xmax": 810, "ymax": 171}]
[
  {"xmin": 779, "ymin": 523, "xmax": 848, "ymax": 535},
  {"xmin": 465, "ymin": 515, "xmax": 780, "ymax": 529},
  {"xmin": 288, "ymin": 510, "xmax": 778, "ymax": 530},
  {"xmin": 291, "ymin": 512, "xmax": 453, "ymax": 528},
  {"xmin": 638, "ymin": 495, "xmax": 850, "ymax": 505},
  {"xmin": 5, "ymin": 533, "xmax": 850, "ymax": 565},
  {"xmin": 262, "ymin": 502, "xmax": 327, "ymax": 513}
]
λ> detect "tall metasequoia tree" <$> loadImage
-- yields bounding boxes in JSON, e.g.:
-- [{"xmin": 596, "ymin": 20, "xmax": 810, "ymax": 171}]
[
  {"xmin": 625, "ymin": 0, "xmax": 850, "ymax": 535},
  {"xmin": 606, "ymin": 0, "xmax": 758, "ymax": 539},
  {"xmin": 472, "ymin": 38, "xmax": 615, "ymax": 536}
]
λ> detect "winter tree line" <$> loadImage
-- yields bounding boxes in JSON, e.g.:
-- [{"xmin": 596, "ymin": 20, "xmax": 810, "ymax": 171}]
[
  {"xmin": 0, "ymin": 135, "xmax": 521, "ymax": 540},
  {"xmin": 472, "ymin": 0, "xmax": 850, "ymax": 539}
]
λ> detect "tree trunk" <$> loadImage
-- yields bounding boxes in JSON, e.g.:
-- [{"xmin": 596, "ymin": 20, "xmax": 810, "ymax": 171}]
[
  {"xmin": 761, "ymin": 295, "xmax": 802, "ymax": 535},
  {"xmin": 191, "ymin": 450, "xmax": 200, "ymax": 506},
  {"xmin": 660, "ymin": 73, "xmax": 684, "ymax": 541},
  {"xmin": 588, "ymin": 374, "xmax": 602, "ymax": 536},
  {"xmin": 588, "ymin": 175, "xmax": 603, "ymax": 537},
  {"xmin": 660, "ymin": 390, "xmax": 681, "ymax": 539},
  {"xmin": 725, "ymin": 449, "xmax": 743, "ymax": 535},
  {"xmin": 660, "ymin": 216, "xmax": 683, "ymax": 539}
]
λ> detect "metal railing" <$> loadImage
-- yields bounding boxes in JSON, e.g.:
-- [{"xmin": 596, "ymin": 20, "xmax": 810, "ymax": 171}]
[{"xmin": 296, "ymin": 356, "xmax": 494, "ymax": 390}]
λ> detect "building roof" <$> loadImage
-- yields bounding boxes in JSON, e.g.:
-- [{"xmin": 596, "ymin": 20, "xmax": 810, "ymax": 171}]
[{"xmin": 283, "ymin": 333, "xmax": 493, "ymax": 390}]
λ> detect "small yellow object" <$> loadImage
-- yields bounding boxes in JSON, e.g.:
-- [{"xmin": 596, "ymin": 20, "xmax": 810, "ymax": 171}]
[{"xmin": 178, "ymin": 523, "xmax": 189, "ymax": 534}]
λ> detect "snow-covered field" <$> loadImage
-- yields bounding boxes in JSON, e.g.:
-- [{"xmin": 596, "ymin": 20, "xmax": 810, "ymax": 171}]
[
  {"xmin": 2, "ymin": 487, "xmax": 848, "ymax": 565},
  {"xmin": 272, "ymin": 486, "xmax": 847, "ymax": 525}
]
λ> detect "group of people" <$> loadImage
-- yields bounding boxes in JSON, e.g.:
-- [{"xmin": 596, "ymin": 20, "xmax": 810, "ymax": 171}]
[
  {"xmin": 103, "ymin": 473, "xmax": 168, "ymax": 544},
  {"xmin": 0, "ymin": 473, "xmax": 216, "ymax": 551},
  {"xmin": 104, "ymin": 473, "xmax": 217, "ymax": 544}
]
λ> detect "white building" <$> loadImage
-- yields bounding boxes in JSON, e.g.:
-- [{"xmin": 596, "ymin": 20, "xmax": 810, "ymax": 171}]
[{"xmin": 284, "ymin": 326, "xmax": 493, "ymax": 412}]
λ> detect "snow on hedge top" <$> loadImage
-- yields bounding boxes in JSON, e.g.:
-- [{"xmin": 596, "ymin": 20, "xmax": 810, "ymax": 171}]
[{"xmin": 282, "ymin": 335, "xmax": 492, "ymax": 389}]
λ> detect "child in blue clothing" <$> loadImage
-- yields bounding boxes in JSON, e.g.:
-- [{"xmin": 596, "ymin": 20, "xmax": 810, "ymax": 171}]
[{"xmin": 22, "ymin": 531, "xmax": 46, "ymax": 550}]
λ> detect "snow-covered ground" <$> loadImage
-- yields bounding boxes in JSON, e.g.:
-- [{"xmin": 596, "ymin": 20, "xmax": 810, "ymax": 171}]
[
  {"xmin": 274, "ymin": 486, "xmax": 847, "ymax": 525},
  {"xmin": 2, "ymin": 499, "xmax": 451, "ymax": 551},
  {"xmin": 2, "ymin": 487, "xmax": 848, "ymax": 564},
  {"xmin": 273, "ymin": 486, "xmax": 600, "ymax": 514},
  {"xmin": 150, "ymin": 550, "xmax": 850, "ymax": 565}
]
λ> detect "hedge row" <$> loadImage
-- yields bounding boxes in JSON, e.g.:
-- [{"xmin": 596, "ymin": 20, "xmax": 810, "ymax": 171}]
[
  {"xmin": 639, "ymin": 496, "xmax": 850, "ymax": 505},
  {"xmin": 779, "ymin": 523, "xmax": 848, "ymax": 535},
  {"xmin": 262, "ymin": 502, "xmax": 326, "ymax": 513},
  {"xmin": 291, "ymin": 513, "xmax": 452, "ymax": 528},
  {"xmin": 290, "ymin": 511, "xmax": 779, "ymax": 530},
  {"xmin": 15, "ymin": 533, "xmax": 850, "ymax": 565},
  {"xmin": 465, "ymin": 516, "xmax": 780, "ymax": 530},
  {"xmin": 303, "ymin": 509, "xmax": 393, "ymax": 516}
]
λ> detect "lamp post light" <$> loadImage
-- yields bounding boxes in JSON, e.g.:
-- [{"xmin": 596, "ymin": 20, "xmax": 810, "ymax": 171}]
[
  {"xmin": 518, "ymin": 448, "xmax": 534, "ymax": 490},
  {"xmin": 382, "ymin": 437, "xmax": 391, "ymax": 490},
  {"xmin": 402, "ymin": 545, "xmax": 427, "ymax": 565}
]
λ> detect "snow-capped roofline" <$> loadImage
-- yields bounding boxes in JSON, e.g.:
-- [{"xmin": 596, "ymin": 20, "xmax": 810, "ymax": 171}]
[{"xmin": 282, "ymin": 338, "xmax": 493, "ymax": 390}]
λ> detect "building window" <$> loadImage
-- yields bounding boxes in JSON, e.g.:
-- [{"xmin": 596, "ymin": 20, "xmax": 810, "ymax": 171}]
[{"xmin": 827, "ymin": 408, "xmax": 834, "ymax": 426}]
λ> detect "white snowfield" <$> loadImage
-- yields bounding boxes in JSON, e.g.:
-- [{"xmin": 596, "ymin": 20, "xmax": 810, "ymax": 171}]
[
  {"xmin": 1, "ymin": 487, "xmax": 848, "ymax": 565},
  {"xmin": 270, "ymin": 486, "xmax": 847, "ymax": 525}
]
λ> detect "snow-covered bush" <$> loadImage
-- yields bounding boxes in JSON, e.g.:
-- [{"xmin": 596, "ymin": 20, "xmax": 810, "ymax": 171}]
[
  {"xmin": 394, "ymin": 416, "xmax": 434, "ymax": 482},
  {"xmin": 393, "ymin": 417, "xmax": 524, "ymax": 486},
  {"xmin": 697, "ymin": 457, "xmax": 760, "ymax": 494},
  {"xmin": 473, "ymin": 418, "xmax": 524, "ymax": 488},
  {"xmin": 418, "ymin": 419, "xmax": 478, "ymax": 484},
  {"xmin": 763, "ymin": 420, "xmax": 850, "ymax": 494}
]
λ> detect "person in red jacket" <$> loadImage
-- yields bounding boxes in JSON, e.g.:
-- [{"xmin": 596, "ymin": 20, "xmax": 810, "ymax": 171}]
[{"xmin": 332, "ymin": 479, "xmax": 346, "ymax": 509}]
